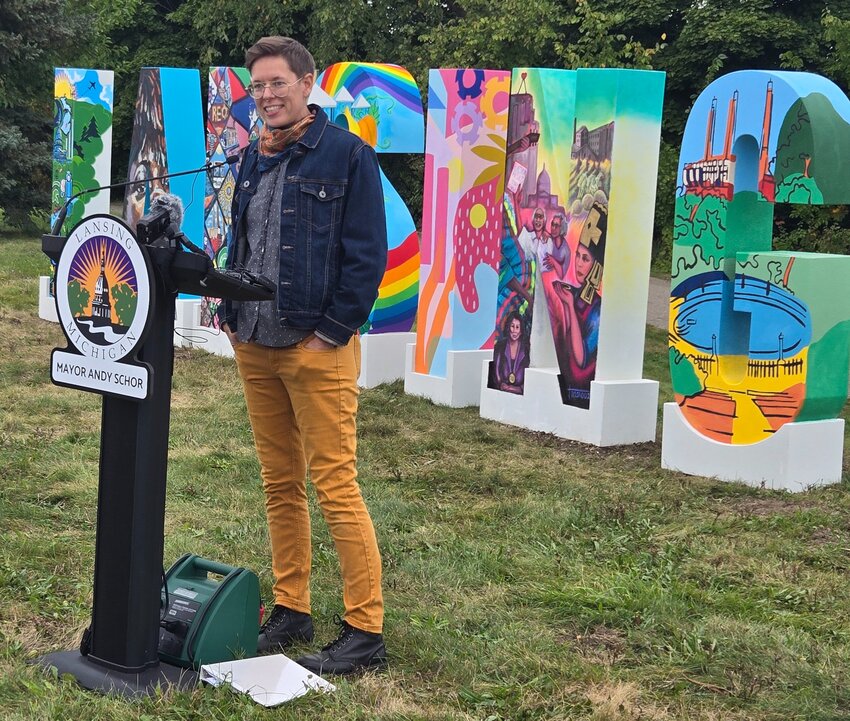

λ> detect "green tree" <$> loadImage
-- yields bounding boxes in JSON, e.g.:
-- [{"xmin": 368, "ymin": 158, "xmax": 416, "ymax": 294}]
[
  {"xmin": 67, "ymin": 279, "xmax": 90, "ymax": 316},
  {"xmin": 80, "ymin": 115, "xmax": 99, "ymax": 142},
  {"xmin": 111, "ymin": 282, "xmax": 137, "ymax": 327},
  {"xmin": 72, "ymin": 0, "xmax": 196, "ymax": 190},
  {"xmin": 0, "ymin": 0, "xmax": 93, "ymax": 228}
]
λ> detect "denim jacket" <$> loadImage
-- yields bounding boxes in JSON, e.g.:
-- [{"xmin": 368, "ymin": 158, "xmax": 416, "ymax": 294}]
[{"xmin": 219, "ymin": 107, "xmax": 387, "ymax": 345}]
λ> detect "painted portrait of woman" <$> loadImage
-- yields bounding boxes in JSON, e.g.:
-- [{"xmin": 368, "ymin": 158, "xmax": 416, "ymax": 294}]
[
  {"xmin": 489, "ymin": 310, "xmax": 531, "ymax": 395},
  {"xmin": 552, "ymin": 201, "xmax": 607, "ymax": 407}
]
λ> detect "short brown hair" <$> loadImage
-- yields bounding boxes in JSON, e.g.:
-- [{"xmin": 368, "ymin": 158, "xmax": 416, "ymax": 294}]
[{"xmin": 245, "ymin": 36, "xmax": 315, "ymax": 77}]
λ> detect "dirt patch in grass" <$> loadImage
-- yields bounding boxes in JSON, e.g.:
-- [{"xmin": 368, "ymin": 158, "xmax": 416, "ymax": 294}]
[
  {"xmin": 522, "ymin": 430, "xmax": 660, "ymax": 463},
  {"xmin": 1, "ymin": 607, "xmax": 88, "ymax": 655},
  {"xmin": 585, "ymin": 680, "xmax": 669, "ymax": 720},
  {"xmin": 560, "ymin": 625, "xmax": 627, "ymax": 666},
  {"xmin": 809, "ymin": 525, "xmax": 838, "ymax": 544},
  {"xmin": 713, "ymin": 496, "xmax": 814, "ymax": 519}
]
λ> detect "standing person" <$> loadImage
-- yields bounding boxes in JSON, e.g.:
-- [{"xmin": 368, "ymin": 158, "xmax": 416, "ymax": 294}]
[
  {"xmin": 218, "ymin": 36, "xmax": 388, "ymax": 676},
  {"xmin": 544, "ymin": 212, "xmax": 570, "ymax": 280}
]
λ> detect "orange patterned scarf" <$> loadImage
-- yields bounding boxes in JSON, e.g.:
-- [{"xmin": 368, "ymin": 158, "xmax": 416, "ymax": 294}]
[{"xmin": 258, "ymin": 111, "xmax": 316, "ymax": 156}]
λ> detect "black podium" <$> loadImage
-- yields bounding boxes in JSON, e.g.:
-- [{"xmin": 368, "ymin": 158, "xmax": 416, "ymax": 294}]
[{"xmin": 37, "ymin": 222, "xmax": 272, "ymax": 697}]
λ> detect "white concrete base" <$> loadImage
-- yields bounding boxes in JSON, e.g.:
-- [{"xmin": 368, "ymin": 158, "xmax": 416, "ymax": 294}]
[
  {"xmin": 174, "ymin": 298, "xmax": 201, "ymax": 348},
  {"xmin": 479, "ymin": 361, "xmax": 659, "ymax": 446},
  {"xmin": 404, "ymin": 344, "xmax": 492, "ymax": 407},
  {"xmin": 38, "ymin": 276, "xmax": 58, "ymax": 323},
  {"xmin": 661, "ymin": 402, "xmax": 844, "ymax": 492},
  {"xmin": 358, "ymin": 332, "xmax": 414, "ymax": 389},
  {"xmin": 189, "ymin": 325, "xmax": 235, "ymax": 358}
]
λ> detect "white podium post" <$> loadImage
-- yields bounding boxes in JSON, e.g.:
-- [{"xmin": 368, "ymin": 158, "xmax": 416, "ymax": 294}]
[
  {"xmin": 174, "ymin": 298, "xmax": 200, "ymax": 349},
  {"xmin": 38, "ymin": 276, "xmax": 59, "ymax": 323}
]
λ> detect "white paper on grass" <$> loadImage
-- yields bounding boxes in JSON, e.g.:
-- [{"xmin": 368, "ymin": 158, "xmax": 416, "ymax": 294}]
[{"xmin": 200, "ymin": 654, "xmax": 335, "ymax": 707}]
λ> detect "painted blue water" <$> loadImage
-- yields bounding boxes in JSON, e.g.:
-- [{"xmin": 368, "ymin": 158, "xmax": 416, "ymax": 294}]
[{"xmin": 672, "ymin": 273, "xmax": 811, "ymax": 358}]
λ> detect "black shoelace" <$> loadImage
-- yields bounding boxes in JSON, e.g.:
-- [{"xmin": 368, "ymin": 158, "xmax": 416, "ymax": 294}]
[
  {"xmin": 322, "ymin": 615, "xmax": 356, "ymax": 652},
  {"xmin": 261, "ymin": 605, "xmax": 290, "ymax": 632}
]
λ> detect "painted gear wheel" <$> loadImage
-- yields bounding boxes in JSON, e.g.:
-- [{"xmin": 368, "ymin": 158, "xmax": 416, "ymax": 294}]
[
  {"xmin": 481, "ymin": 75, "xmax": 510, "ymax": 131},
  {"xmin": 451, "ymin": 101, "xmax": 484, "ymax": 144},
  {"xmin": 455, "ymin": 69, "xmax": 485, "ymax": 99}
]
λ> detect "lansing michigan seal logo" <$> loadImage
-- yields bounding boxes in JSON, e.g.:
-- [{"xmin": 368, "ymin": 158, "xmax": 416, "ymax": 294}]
[{"xmin": 52, "ymin": 215, "xmax": 152, "ymax": 399}]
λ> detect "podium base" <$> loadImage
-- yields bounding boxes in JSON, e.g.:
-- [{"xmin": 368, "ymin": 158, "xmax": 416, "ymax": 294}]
[{"xmin": 35, "ymin": 650, "xmax": 197, "ymax": 698}]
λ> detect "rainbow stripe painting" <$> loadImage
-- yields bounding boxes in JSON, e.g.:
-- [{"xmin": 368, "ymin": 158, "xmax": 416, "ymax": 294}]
[
  {"xmin": 317, "ymin": 63, "xmax": 423, "ymax": 153},
  {"xmin": 315, "ymin": 62, "xmax": 424, "ymax": 334}
]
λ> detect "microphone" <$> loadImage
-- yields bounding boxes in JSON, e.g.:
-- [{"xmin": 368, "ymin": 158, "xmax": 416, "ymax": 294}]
[
  {"xmin": 137, "ymin": 192, "xmax": 186, "ymax": 246},
  {"xmin": 49, "ymin": 154, "xmax": 240, "ymax": 237},
  {"xmin": 137, "ymin": 192, "xmax": 207, "ymax": 260},
  {"xmin": 149, "ymin": 192, "xmax": 184, "ymax": 234}
]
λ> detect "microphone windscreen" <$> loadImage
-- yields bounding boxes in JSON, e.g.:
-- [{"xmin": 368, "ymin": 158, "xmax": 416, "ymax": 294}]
[{"xmin": 150, "ymin": 193, "xmax": 185, "ymax": 231}]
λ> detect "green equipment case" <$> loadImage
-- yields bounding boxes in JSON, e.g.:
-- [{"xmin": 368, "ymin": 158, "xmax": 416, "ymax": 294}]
[{"xmin": 158, "ymin": 554, "xmax": 260, "ymax": 669}]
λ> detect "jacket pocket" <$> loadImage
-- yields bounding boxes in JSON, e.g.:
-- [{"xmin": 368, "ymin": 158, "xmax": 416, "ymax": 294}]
[
  {"xmin": 298, "ymin": 181, "xmax": 346, "ymax": 307},
  {"xmin": 299, "ymin": 181, "xmax": 345, "ymax": 232}
]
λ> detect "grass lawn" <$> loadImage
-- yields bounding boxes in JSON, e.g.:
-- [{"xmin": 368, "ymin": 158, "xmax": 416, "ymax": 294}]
[{"xmin": 1, "ymin": 234, "xmax": 850, "ymax": 720}]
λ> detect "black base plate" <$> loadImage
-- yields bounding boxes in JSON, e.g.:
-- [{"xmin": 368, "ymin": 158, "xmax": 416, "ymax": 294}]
[{"xmin": 34, "ymin": 650, "xmax": 198, "ymax": 698}]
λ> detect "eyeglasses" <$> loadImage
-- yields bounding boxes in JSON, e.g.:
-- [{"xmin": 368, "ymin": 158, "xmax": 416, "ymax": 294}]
[{"xmin": 246, "ymin": 76, "xmax": 305, "ymax": 98}]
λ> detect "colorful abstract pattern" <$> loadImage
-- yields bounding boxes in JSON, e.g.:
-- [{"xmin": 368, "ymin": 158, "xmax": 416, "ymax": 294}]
[
  {"xmin": 316, "ymin": 62, "xmax": 424, "ymax": 334},
  {"xmin": 671, "ymin": 70, "xmax": 850, "ymax": 444},
  {"xmin": 124, "ymin": 68, "xmax": 206, "ymax": 247},
  {"xmin": 415, "ymin": 68, "xmax": 510, "ymax": 376},
  {"xmin": 202, "ymin": 67, "xmax": 260, "ymax": 327},
  {"xmin": 51, "ymin": 68, "xmax": 114, "ymax": 231}
]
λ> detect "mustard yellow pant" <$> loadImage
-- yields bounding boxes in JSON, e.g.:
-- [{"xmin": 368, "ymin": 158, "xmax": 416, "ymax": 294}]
[{"xmin": 234, "ymin": 335, "xmax": 384, "ymax": 633}]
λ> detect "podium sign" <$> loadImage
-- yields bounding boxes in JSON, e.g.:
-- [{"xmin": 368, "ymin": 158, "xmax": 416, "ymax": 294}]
[{"xmin": 52, "ymin": 215, "xmax": 153, "ymax": 399}]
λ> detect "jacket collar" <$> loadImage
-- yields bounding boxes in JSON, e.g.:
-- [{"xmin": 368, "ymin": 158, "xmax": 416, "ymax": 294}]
[
  {"xmin": 296, "ymin": 104, "xmax": 327, "ymax": 149},
  {"xmin": 244, "ymin": 105, "xmax": 326, "ymax": 161}
]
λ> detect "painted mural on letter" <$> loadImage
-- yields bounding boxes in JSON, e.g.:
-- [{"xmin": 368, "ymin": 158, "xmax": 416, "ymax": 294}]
[
  {"xmin": 489, "ymin": 69, "xmax": 578, "ymax": 398},
  {"xmin": 316, "ymin": 63, "xmax": 424, "ymax": 334},
  {"xmin": 201, "ymin": 67, "xmax": 261, "ymax": 328},
  {"xmin": 52, "ymin": 68, "xmax": 114, "ymax": 231},
  {"xmin": 415, "ymin": 68, "xmax": 510, "ymax": 377},
  {"xmin": 489, "ymin": 69, "xmax": 613, "ymax": 409},
  {"xmin": 671, "ymin": 70, "xmax": 850, "ymax": 444},
  {"xmin": 124, "ymin": 68, "xmax": 206, "ymax": 246}
]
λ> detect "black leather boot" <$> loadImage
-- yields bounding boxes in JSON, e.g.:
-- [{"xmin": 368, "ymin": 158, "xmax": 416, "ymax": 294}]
[
  {"xmin": 296, "ymin": 616, "xmax": 387, "ymax": 675},
  {"xmin": 257, "ymin": 604, "xmax": 314, "ymax": 654}
]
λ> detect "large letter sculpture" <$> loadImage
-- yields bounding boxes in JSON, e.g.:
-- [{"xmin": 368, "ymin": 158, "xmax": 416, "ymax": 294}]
[
  {"xmin": 124, "ymin": 68, "xmax": 206, "ymax": 246},
  {"xmin": 42, "ymin": 68, "xmax": 115, "ymax": 323},
  {"xmin": 663, "ymin": 70, "xmax": 850, "ymax": 490},
  {"xmin": 124, "ymin": 67, "xmax": 208, "ymax": 337},
  {"xmin": 480, "ymin": 68, "xmax": 666, "ymax": 446},
  {"xmin": 316, "ymin": 63, "xmax": 424, "ymax": 387},
  {"xmin": 194, "ymin": 66, "xmax": 261, "ymax": 354},
  {"xmin": 405, "ymin": 68, "xmax": 510, "ymax": 407}
]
